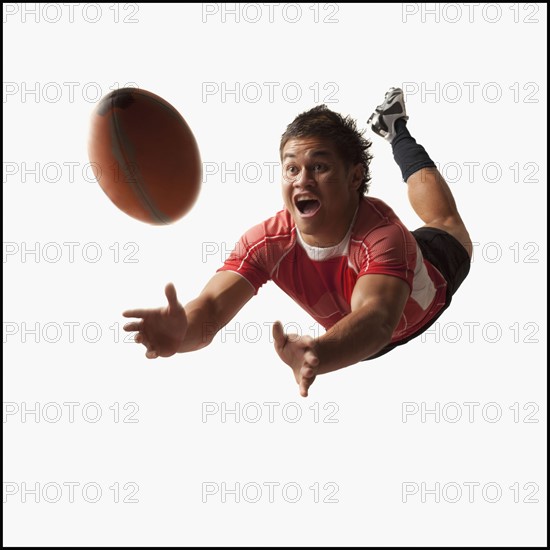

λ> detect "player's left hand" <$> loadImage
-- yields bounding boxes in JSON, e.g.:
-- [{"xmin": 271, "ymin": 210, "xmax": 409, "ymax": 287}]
[{"xmin": 272, "ymin": 321, "xmax": 320, "ymax": 397}]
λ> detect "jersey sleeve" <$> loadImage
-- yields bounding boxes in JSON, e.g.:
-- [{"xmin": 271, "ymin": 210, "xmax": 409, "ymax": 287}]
[
  {"xmin": 216, "ymin": 223, "xmax": 272, "ymax": 295},
  {"xmin": 357, "ymin": 222, "xmax": 416, "ymax": 291}
]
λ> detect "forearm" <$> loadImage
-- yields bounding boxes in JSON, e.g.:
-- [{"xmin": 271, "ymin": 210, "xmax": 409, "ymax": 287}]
[
  {"xmin": 314, "ymin": 307, "xmax": 394, "ymax": 374},
  {"xmin": 176, "ymin": 272, "xmax": 254, "ymax": 354},
  {"xmin": 178, "ymin": 297, "xmax": 219, "ymax": 352}
]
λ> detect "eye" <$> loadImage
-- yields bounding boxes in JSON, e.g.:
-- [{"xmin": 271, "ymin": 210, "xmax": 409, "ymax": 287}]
[
  {"xmin": 313, "ymin": 163, "xmax": 326, "ymax": 172},
  {"xmin": 285, "ymin": 165, "xmax": 299, "ymax": 176}
]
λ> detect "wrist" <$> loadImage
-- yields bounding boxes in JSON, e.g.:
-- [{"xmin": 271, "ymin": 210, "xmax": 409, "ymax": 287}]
[{"xmin": 313, "ymin": 332, "xmax": 345, "ymax": 374}]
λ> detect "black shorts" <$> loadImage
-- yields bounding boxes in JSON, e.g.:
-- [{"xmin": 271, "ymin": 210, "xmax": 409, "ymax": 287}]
[{"xmin": 364, "ymin": 227, "xmax": 471, "ymax": 360}]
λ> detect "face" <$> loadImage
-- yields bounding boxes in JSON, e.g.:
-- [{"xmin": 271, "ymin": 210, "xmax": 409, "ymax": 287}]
[{"xmin": 281, "ymin": 137, "xmax": 363, "ymax": 247}]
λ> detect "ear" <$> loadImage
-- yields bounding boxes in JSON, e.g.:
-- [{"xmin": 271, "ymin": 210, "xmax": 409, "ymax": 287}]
[{"xmin": 348, "ymin": 163, "xmax": 364, "ymax": 191}]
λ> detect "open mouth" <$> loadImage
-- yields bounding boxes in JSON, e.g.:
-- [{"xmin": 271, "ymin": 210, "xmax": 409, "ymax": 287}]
[{"xmin": 294, "ymin": 197, "xmax": 321, "ymax": 217}]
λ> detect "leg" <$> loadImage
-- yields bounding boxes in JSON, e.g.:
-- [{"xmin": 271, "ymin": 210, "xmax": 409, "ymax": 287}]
[
  {"xmin": 368, "ymin": 87, "xmax": 472, "ymax": 257},
  {"xmin": 406, "ymin": 167, "xmax": 472, "ymax": 257}
]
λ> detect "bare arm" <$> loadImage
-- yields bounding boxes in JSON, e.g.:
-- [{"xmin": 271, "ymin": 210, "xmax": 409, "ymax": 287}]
[
  {"xmin": 123, "ymin": 271, "xmax": 254, "ymax": 358},
  {"xmin": 315, "ymin": 274, "xmax": 410, "ymax": 372},
  {"xmin": 178, "ymin": 272, "xmax": 255, "ymax": 352},
  {"xmin": 273, "ymin": 274, "xmax": 410, "ymax": 396}
]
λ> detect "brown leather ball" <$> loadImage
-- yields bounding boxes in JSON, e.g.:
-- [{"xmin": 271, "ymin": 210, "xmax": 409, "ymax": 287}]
[{"xmin": 88, "ymin": 88, "xmax": 201, "ymax": 224}]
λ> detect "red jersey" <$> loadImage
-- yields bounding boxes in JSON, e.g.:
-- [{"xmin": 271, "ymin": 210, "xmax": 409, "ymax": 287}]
[{"xmin": 217, "ymin": 196, "xmax": 448, "ymax": 343}]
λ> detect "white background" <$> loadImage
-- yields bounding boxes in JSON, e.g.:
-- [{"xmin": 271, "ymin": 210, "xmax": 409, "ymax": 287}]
[{"xmin": 3, "ymin": 2, "xmax": 547, "ymax": 547}]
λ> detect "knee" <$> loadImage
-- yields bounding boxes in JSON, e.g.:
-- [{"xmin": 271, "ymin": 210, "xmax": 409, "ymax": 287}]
[
  {"xmin": 453, "ymin": 224, "xmax": 472, "ymax": 258},
  {"xmin": 424, "ymin": 218, "xmax": 472, "ymax": 258},
  {"xmin": 461, "ymin": 236, "xmax": 473, "ymax": 258}
]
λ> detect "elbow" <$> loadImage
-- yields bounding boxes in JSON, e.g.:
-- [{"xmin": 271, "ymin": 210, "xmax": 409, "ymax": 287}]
[
  {"xmin": 373, "ymin": 323, "xmax": 394, "ymax": 354},
  {"xmin": 201, "ymin": 297, "xmax": 221, "ymax": 347},
  {"xmin": 352, "ymin": 319, "xmax": 395, "ymax": 363},
  {"xmin": 364, "ymin": 316, "xmax": 395, "ymax": 358},
  {"xmin": 379, "ymin": 319, "xmax": 395, "ymax": 346}
]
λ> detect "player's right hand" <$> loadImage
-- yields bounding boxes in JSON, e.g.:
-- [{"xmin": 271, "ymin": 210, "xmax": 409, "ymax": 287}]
[{"xmin": 122, "ymin": 283, "xmax": 188, "ymax": 359}]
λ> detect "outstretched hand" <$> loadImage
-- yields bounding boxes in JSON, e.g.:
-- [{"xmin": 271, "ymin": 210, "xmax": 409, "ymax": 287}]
[
  {"xmin": 123, "ymin": 283, "xmax": 188, "ymax": 359},
  {"xmin": 272, "ymin": 321, "xmax": 320, "ymax": 397}
]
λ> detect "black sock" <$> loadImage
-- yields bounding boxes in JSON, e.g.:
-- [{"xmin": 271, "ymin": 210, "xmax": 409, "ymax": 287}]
[{"xmin": 391, "ymin": 119, "xmax": 436, "ymax": 182}]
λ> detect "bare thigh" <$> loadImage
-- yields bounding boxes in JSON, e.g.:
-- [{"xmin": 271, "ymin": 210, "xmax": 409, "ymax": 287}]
[{"xmin": 422, "ymin": 219, "xmax": 473, "ymax": 258}]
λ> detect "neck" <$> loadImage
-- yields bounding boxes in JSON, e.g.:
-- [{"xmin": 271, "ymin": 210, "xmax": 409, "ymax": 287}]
[{"xmin": 300, "ymin": 199, "xmax": 360, "ymax": 248}]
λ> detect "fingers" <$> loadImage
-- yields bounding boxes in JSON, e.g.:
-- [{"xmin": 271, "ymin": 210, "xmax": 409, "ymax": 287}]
[
  {"xmin": 304, "ymin": 350, "xmax": 319, "ymax": 367},
  {"xmin": 123, "ymin": 321, "xmax": 150, "ymax": 349},
  {"xmin": 301, "ymin": 350, "xmax": 319, "ymax": 381},
  {"xmin": 299, "ymin": 366, "xmax": 316, "ymax": 398},
  {"xmin": 301, "ymin": 365, "xmax": 316, "ymax": 380},
  {"xmin": 134, "ymin": 333, "xmax": 147, "ymax": 345},
  {"xmin": 123, "ymin": 321, "xmax": 142, "ymax": 332},
  {"xmin": 165, "ymin": 283, "xmax": 180, "ymax": 311},
  {"xmin": 122, "ymin": 309, "xmax": 149, "ymax": 319},
  {"xmin": 123, "ymin": 294, "xmax": 170, "ymax": 361},
  {"xmin": 299, "ymin": 353, "xmax": 318, "ymax": 398},
  {"xmin": 299, "ymin": 375, "xmax": 315, "ymax": 398},
  {"xmin": 134, "ymin": 333, "xmax": 158, "ymax": 359},
  {"xmin": 272, "ymin": 321, "xmax": 286, "ymax": 350},
  {"xmin": 135, "ymin": 333, "xmax": 152, "ymax": 351},
  {"xmin": 302, "ymin": 335, "xmax": 315, "ymax": 347}
]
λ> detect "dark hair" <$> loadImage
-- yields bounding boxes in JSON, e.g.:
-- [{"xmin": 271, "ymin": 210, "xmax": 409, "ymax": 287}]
[{"xmin": 280, "ymin": 104, "xmax": 373, "ymax": 195}]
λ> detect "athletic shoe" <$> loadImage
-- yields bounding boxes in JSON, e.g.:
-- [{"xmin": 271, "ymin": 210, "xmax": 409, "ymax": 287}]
[{"xmin": 367, "ymin": 87, "xmax": 408, "ymax": 143}]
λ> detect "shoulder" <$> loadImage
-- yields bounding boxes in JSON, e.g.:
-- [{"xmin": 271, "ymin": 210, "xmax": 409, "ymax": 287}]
[
  {"xmin": 232, "ymin": 208, "xmax": 296, "ymax": 265},
  {"xmin": 352, "ymin": 196, "xmax": 402, "ymax": 236},
  {"xmin": 262, "ymin": 208, "xmax": 296, "ymax": 240},
  {"xmin": 350, "ymin": 196, "xmax": 416, "ymax": 263},
  {"xmin": 240, "ymin": 208, "xmax": 295, "ymax": 244}
]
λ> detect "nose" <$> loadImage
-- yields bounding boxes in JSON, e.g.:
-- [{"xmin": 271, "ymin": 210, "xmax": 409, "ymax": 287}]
[{"xmin": 292, "ymin": 166, "xmax": 316, "ymax": 189}]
